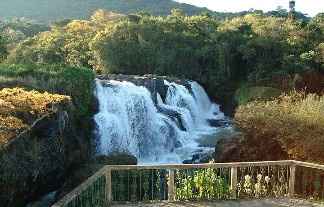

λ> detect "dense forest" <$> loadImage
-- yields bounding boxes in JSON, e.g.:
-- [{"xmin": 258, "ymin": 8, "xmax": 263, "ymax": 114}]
[
  {"xmin": 2, "ymin": 9, "xmax": 323, "ymax": 110},
  {"xmin": 0, "ymin": 5, "xmax": 324, "ymax": 206}
]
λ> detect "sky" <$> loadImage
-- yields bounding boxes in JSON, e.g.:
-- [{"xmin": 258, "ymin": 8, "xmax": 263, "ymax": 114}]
[{"xmin": 175, "ymin": 0, "xmax": 324, "ymax": 16}]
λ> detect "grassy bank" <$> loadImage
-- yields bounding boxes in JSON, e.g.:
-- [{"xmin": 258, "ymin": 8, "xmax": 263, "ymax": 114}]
[{"xmin": 235, "ymin": 92, "xmax": 324, "ymax": 163}]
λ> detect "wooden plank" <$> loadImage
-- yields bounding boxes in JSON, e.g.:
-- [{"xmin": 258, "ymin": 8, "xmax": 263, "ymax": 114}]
[
  {"xmin": 289, "ymin": 165, "xmax": 296, "ymax": 197},
  {"xmin": 230, "ymin": 167, "xmax": 238, "ymax": 199},
  {"xmin": 168, "ymin": 169, "xmax": 175, "ymax": 201},
  {"xmin": 106, "ymin": 167, "xmax": 112, "ymax": 204}
]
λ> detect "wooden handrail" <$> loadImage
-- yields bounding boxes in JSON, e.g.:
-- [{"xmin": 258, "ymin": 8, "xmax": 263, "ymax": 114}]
[
  {"xmin": 51, "ymin": 160, "xmax": 324, "ymax": 207},
  {"xmin": 293, "ymin": 160, "xmax": 324, "ymax": 171},
  {"xmin": 52, "ymin": 166, "xmax": 107, "ymax": 207},
  {"xmin": 104, "ymin": 160, "xmax": 295, "ymax": 170}
]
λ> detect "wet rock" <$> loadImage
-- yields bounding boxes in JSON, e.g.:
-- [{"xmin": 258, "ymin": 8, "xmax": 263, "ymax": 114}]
[
  {"xmin": 183, "ymin": 160, "xmax": 192, "ymax": 164},
  {"xmin": 157, "ymin": 105, "xmax": 186, "ymax": 131},
  {"xmin": 182, "ymin": 150, "xmax": 214, "ymax": 164},
  {"xmin": 197, "ymin": 128, "xmax": 238, "ymax": 148},
  {"xmin": 207, "ymin": 119, "xmax": 231, "ymax": 128},
  {"xmin": 96, "ymin": 153, "xmax": 138, "ymax": 165},
  {"xmin": 174, "ymin": 141, "xmax": 182, "ymax": 148}
]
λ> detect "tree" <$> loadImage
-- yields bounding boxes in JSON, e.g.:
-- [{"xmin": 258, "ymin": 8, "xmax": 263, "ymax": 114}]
[
  {"xmin": 0, "ymin": 35, "xmax": 8, "ymax": 62},
  {"xmin": 315, "ymin": 43, "xmax": 324, "ymax": 70}
]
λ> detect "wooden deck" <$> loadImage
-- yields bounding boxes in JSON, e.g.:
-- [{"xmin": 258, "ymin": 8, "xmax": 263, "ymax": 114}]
[
  {"xmin": 111, "ymin": 199, "xmax": 323, "ymax": 207},
  {"xmin": 52, "ymin": 161, "xmax": 324, "ymax": 207}
]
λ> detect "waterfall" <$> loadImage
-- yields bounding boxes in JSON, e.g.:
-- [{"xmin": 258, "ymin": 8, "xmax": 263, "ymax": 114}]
[{"xmin": 94, "ymin": 79, "xmax": 226, "ymax": 163}]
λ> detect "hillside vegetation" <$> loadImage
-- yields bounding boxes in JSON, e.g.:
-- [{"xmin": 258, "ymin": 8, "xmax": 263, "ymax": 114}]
[
  {"xmin": 6, "ymin": 10, "xmax": 323, "ymax": 112},
  {"xmin": 0, "ymin": 0, "xmax": 211, "ymax": 23}
]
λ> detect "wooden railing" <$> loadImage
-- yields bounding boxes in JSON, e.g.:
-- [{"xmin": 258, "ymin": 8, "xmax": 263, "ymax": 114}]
[{"xmin": 52, "ymin": 160, "xmax": 324, "ymax": 207}]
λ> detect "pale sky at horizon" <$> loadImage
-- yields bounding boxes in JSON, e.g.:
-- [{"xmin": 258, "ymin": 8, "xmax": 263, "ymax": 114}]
[{"xmin": 175, "ymin": 0, "xmax": 324, "ymax": 16}]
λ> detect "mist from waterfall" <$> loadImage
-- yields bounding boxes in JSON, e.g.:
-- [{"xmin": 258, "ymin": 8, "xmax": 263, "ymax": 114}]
[{"xmin": 94, "ymin": 79, "xmax": 225, "ymax": 163}]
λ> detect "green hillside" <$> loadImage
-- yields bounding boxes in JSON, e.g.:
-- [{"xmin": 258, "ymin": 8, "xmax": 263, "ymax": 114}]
[{"xmin": 0, "ymin": 0, "xmax": 211, "ymax": 23}]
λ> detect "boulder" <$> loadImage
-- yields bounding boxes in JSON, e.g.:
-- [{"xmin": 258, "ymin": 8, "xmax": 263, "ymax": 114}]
[{"xmin": 198, "ymin": 128, "xmax": 238, "ymax": 148}]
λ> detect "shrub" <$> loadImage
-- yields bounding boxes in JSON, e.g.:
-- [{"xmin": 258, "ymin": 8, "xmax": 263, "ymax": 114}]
[
  {"xmin": 0, "ymin": 64, "xmax": 95, "ymax": 117},
  {"xmin": 0, "ymin": 87, "xmax": 70, "ymax": 145},
  {"xmin": 235, "ymin": 92, "xmax": 324, "ymax": 163},
  {"xmin": 235, "ymin": 85, "xmax": 282, "ymax": 105}
]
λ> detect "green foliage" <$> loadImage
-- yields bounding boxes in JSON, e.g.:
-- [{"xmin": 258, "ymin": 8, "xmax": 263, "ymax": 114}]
[
  {"xmin": 0, "ymin": 18, "xmax": 49, "ymax": 46},
  {"xmin": 0, "ymin": 35, "xmax": 7, "ymax": 62},
  {"xmin": 0, "ymin": 64, "xmax": 95, "ymax": 117},
  {"xmin": 4, "ymin": 10, "xmax": 324, "ymax": 113},
  {"xmin": 0, "ymin": 18, "xmax": 49, "ymax": 37},
  {"xmin": 235, "ymin": 85, "xmax": 282, "ymax": 105},
  {"xmin": 235, "ymin": 92, "xmax": 324, "ymax": 163},
  {"xmin": 175, "ymin": 169, "xmax": 230, "ymax": 200},
  {"xmin": 91, "ymin": 12, "xmax": 220, "ymax": 78}
]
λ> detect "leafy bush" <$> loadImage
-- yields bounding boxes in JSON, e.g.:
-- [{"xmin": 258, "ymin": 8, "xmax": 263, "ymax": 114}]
[
  {"xmin": 0, "ymin": 87, "xmax": 70, "ymax": 145},
  {"xmin": 235, "ymin": 85, "xmax": 282, "ymax": 105},
  {"xmin": 235, "ymin": 92, "xmax": 324, "ymax": 163},
  {"xmin": 0, "ymin": 35, "xmax": 7, "ymax": 62},
  {"xmin": 175, "ymin": 168, "xmax": 230, "ymax": 200},
  {"xmin": 0, "ymin": 64, "xmax": 95, "ymax": 117}
]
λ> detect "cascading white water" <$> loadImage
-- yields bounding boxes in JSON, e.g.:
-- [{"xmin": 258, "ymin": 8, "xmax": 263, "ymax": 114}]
[{"xmin": 94, "ymin": 79, "xmax": 226, "ymax": 164}]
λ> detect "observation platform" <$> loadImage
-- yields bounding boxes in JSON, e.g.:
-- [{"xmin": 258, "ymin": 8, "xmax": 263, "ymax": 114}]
[
  {"xmin": 112, "ymin": 199, "xmax": 320, "ymax": 207},
  {"xmin": 52, "ymin": 160, "xmax": 324, "ymax": 207}
]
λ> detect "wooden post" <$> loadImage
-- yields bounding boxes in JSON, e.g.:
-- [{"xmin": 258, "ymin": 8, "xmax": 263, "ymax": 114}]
[
  {"xmin": 168, "ymin": 169, "xmax": 175, "ymax": 201},
  {"xmin": 105, "ymin": 167, "xmax": 112, "ymax": 205},
  {"xmin": 289, "ymin": 164, "xmax": 296, "ymax": 197},
  {"xmin": 230, "ymin": 167, "xmax": 238, "ymax": 199}
]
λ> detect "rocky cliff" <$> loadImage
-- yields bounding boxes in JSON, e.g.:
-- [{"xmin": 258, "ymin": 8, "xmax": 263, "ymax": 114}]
[{"xmin": 0, "ymin": 88, "xmax": 90, "ymax": 207}]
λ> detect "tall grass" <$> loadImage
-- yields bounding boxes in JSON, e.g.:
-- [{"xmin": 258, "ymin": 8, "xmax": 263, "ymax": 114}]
[{"xmin": 235, "ymin": 91, "xmax": 324, "ymax": 163}]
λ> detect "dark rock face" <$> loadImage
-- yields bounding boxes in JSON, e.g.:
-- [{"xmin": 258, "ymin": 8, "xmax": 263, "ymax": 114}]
[
  {"xmin": 0, "ymin": 104, "xmax": 90, "ymax": 207},
  {"xmin": 95, "ymin": 153, "xmax": 138, "ymax": 165},
  {"xmin": 157, "ymin": 105, "xmax": 186, "ymax": 131},
  {"xmin": 207, "ymin": 119, "xmax": 232, "ymax": 128},
  {"xmin": 213, "ymin": 133, "xmax": 288, "ymax": 163},
  {"xmin": 183, "ymin": 150, "xmax": 214, "ymax": 164}
]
